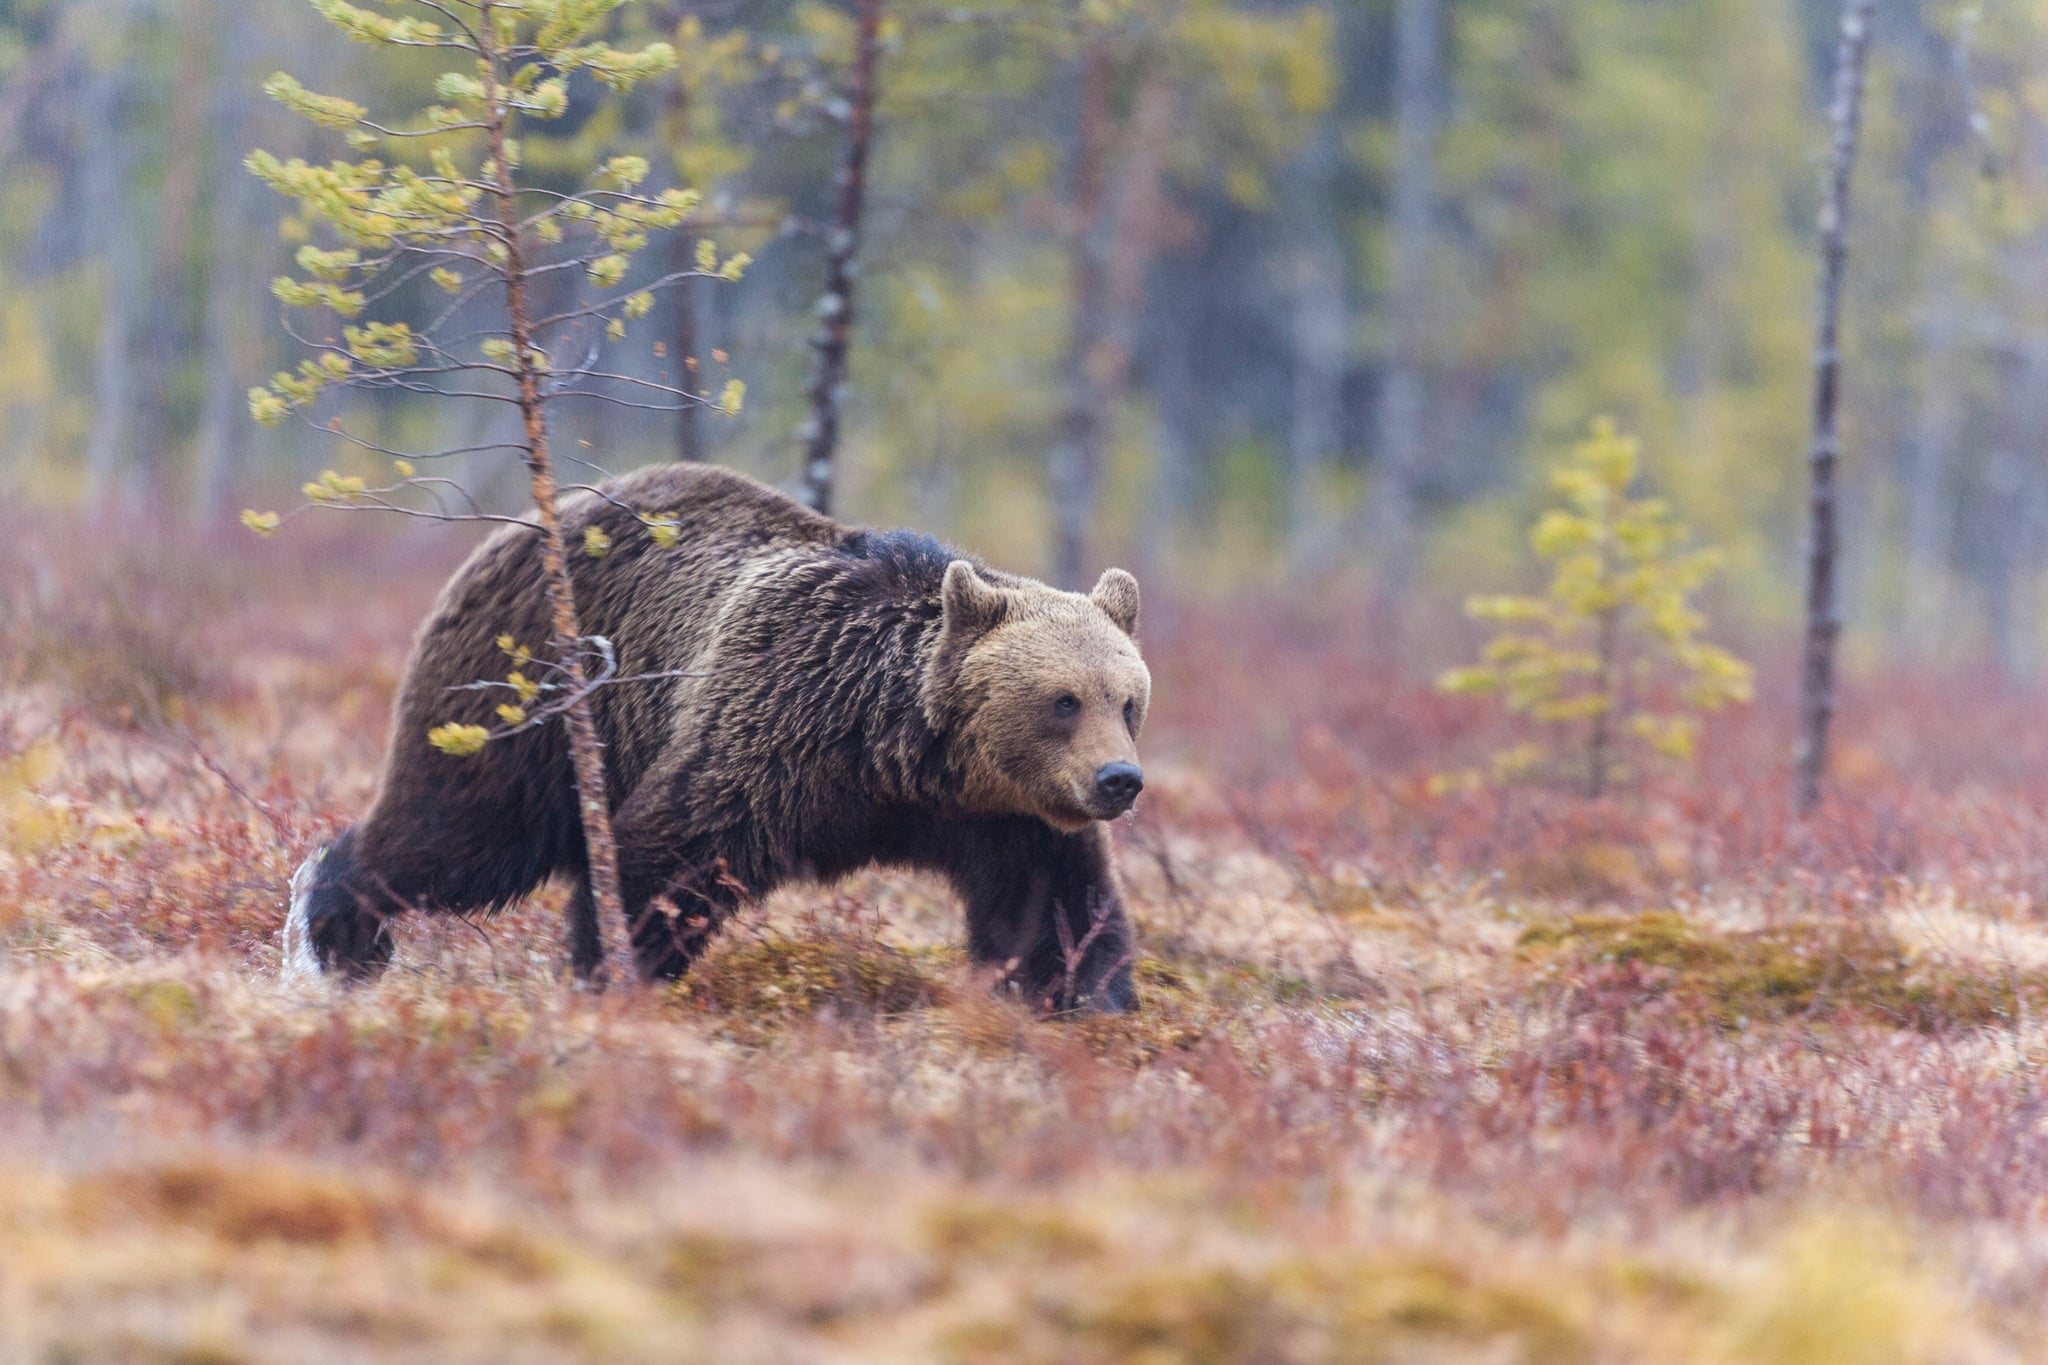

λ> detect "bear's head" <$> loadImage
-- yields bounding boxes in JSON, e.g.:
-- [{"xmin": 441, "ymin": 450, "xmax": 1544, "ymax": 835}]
[{"xmin": 927, "ymin": 560, "xmax": 1151, "ymax": 832}]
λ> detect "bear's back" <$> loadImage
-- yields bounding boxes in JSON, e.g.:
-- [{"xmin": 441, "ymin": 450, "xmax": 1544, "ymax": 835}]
[{"xmin": 588, "ymin": 461, "xmax": 843, "ymax": 552}]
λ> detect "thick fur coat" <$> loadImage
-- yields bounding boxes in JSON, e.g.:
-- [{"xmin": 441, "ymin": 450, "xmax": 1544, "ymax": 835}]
[{"xmin": 286, "ymin": 463, "xmax": 1151, "ymax": 1010}]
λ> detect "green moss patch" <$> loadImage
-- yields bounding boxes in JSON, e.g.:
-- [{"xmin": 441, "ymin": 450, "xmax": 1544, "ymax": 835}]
[
  {"xmin": 1517, "ymin": 910, "xmax": 2024, "ymax": 1031},
  {"xmin": 674, "ymin": 931, "xmax": 955, "ymax": 1042}
]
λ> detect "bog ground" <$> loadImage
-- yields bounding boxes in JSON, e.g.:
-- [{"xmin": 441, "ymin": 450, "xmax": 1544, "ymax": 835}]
[{"xmin": 6, "ymin": 522, "xmax": 2048, "ymax": 1364}]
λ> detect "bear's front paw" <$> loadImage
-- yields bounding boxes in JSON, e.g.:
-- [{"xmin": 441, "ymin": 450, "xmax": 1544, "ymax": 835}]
[
  {"xmin": 1020, "ymin": 959, "xmax": 1137, "ymax": 1016},
  {"xmin": 1090, "ymin": 962, "xmax": 1138, "ymax": 1014}
]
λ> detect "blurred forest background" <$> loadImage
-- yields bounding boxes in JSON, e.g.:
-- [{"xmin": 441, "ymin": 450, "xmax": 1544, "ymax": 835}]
[{"xmin": 0, "ymin": 0, "xmax": 2042, "ymax": 672}]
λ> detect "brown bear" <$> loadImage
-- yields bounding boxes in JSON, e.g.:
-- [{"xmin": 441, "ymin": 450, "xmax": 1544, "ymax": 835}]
[{"xmin": 284, "ymin": 462, "xmax": 1150, "ymax": 1011}]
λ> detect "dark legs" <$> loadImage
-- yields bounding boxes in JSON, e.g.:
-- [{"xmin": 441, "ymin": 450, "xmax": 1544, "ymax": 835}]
[
  {"xmin": 570, "ymin": 869, "xmax": 732, "ymax": 985},
  {"xmin": 295, "ymin": 799, "xmax": 1137, "ymax": 1012},
  {"xmin": 609, "ymin": 776, "xmax": 752, "ymax": 982},
  {"xmin": 605, "ymin": 850, "xmax": 748, "ymax": 981},
  {"xmin": 929, "ymin": 818, "xmax": 1137, "ymax": 1013},
  {"xmin": 564, "ymin": 876, "xmax": 605, "ymax": 984}
]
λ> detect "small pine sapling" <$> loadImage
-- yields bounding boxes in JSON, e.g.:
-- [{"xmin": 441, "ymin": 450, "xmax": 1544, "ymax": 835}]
[
  {"xmin": 1437, "ymin": 419, "xmax": 1754, "ymax": 798},
  {"xmin": 240, "ymin": 0, "xmax": 752, "ymax": 984}
]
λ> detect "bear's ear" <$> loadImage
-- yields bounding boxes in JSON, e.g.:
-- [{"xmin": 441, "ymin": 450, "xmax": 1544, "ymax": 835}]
[
  {"xmin": 941, "ymin": 560, "xmax": 1008, "ymax": 642},
  {"xmin": 1090, "ymin": 567, "xmax": 1140, "ymax": 637}
]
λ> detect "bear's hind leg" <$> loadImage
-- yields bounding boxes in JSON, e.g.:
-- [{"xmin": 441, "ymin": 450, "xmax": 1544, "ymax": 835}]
[
  {"xmin": 619, "ymin": 867, "xmax": 738, "ymax": 982},
  {"xmin": 563, "ymin": 873, "xmax": 684, "ymax": 986},
  {"xmin": 564, "ymin": 876, "xmax": 606, "ymax": 984},
  {"xmin": 612, "ymin": 832, "xmax": 752, "ymax": 984},
  {"xmin": 283, "ymin": 828, "xmax": 397, "ymax": 982},
  {"xmin": 609, "ymin": 782, "xmax": 752, "ymax": 983}
]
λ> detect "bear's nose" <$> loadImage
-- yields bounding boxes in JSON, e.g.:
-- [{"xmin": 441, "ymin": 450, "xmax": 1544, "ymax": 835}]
[{"xmin": 1095, "ymin": 762, "xmax": 1144, "ymax": 809}]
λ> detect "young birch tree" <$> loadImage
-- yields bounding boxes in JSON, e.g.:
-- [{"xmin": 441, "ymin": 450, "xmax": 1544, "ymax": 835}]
[
  {"xmin": 797, "ymin": 0, "xmax": 885, "ymax": 514},
  {"xmin": 1793, "ymin": 0, "xmax": 1875, "ymax": 819},
  {"xmin": 244, "ymin": 0, "xmax": 747, "ymax": 982},
  {"xmin": 1365, "ymin": 0, "xmax": 1441, "ymax": 603}
]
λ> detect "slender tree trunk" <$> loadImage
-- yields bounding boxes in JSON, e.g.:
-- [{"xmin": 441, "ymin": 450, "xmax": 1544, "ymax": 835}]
[
  {"xmin": 671, "ymin": 267, "xmax": 701, "ymax": 461},
  {"xmin": 1897, "ymin": 16, "xmax": 1970, "ymax": 654},
  {"xmin": 1049, "ymin": 59, "xmax": 1174, "ymax": 588},
  {"xmin": 1366, "ymin": 0, "xmax": 1441, "ymax": 597},
  {"xmin": 1981, "ymin": 100, "xmax": 2048, "ymax": 678},
  {"xmin": 129, "ymin": 17, "xmax": 210, "ymax": 499},
  {"xmin": 1098, "ymin": 80, "xmax": 1175, "ymax": 372},
  {"xmin": 1137, "ymin": 315, "xmax": 1199, "ymax": 573},
  {"xmin": 1586, "ymin": 605, "xmax": 1618, "ymax": 800},
  {"xmin": 797, "ymin": 0, "xmax": 883, "ymax": 514},
  {"xmin": 662, "ymin": 52, "xmax": 702, "ymax": 463},
  {"xmin": 191, "ymin": 5, "xmax": 264, "ymax": 522},
  {"xmin": 480, "ymin": 13, "xmax": 629, "ymax": 986},
  {"xmin": 1583, "ymin": 493, "xmax": 1621, "ymax": 799},
  {"xmin": 1049, "ymin": 43, "xmax": 1113, "ymax": 590},
  {"xmin": 1793, "ymin": 0, "xmax": 1876, "ymax": 820},
  {"xmin": 82, "ymin": 64, "xmax": 137, "ymax": 507},
  {"xmin": 1983, "ymin": 318, "xmax": 2048, "ymax": 677},
  {"xmin": 1983, "ymin": 436, "xmax": 2026, "ymax": 676},
  {"xmin": 1900, "ymin": 278, "xmax": 1961, "ymax": 655},
  {"xmin": 0, "ymin": 22, "xmax": 65, "ymax": 177},
  {"xmin": 1287, "ymin": 129, "xmax": 1348, "ymax": 571}
]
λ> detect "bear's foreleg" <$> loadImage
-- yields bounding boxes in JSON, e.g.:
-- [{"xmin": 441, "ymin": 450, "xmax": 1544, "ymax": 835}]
[{"xmin": 934, "ymin": 819, "xmax": 1138, "ymax": 1013}]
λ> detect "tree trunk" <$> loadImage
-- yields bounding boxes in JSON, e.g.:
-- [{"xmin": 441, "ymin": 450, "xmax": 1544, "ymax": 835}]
[
  {"xmin": 1982, "ymin": 316, "xmax": 2048, "ymax": 678},
  {"xmin": 663, "ymin": 50, "xmax": 702, "ymax": 463},
  {"xmin": 1049, "ymin": 43, "xmax": 1114, "ymax": 590},
  {"xmin": 1287, "ymin": 126, "xmax": 1348, "ymax": 571},
  {"xmin": 1982, "ymin": 436, "xmax": 2027, "ymax": 676},
  {"xmin": 1366, "ymin": 0, "xmax": 1441, "ymax": 598},
  {"xmin": 1586, "ymin": 606, "xmax": 1618, "ymax": 800},
  {"xmin": 130, "ymin": 16, "xmax": 211, "ymax": 500},
  {"xmin": 480, "ymin": 12, "xmax": 630, "ymax": 986},
  {"xmin": 798, "ymin": 0, "xmax": 883, "ymax": 514},
  {"xmin": 191, "ymin": 5, "xmax": 265, "ymax": 523},
  {"xmin": 82, "ymin": 64, "xmax": 138, "ymax": 508},
  {"xmin": 671, "ymin": 269, "xmax": 701, "ymax": 461},
  {"xmin": 1049, "ymin": 58, "xmax": 1175, "ymax": 588},
  {"xmin": 1900, "ymin": 275, "xmax": 1960, "ymax": 656},
  {"xmin": 1793, "ymin": 0, "xmax": 1876, "ymax": 820},
  {"xmin": 1137, "ymin": 312, "xmax": 1200, "ymax": 573}
]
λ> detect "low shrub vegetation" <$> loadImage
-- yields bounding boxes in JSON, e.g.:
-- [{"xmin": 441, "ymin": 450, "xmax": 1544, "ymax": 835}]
[{"xmin": 6, "ymin": 518, "xmax": 2048, "ymax": 1360}]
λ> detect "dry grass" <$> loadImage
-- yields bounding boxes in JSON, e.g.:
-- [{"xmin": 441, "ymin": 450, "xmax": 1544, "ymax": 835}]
[{"xmin": 5, "ymin": 514, "xmax": 2048, "ymax": 1361}]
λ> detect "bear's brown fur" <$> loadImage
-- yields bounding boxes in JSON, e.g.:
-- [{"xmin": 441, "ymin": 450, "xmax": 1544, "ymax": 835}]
[{"xmin": 285, "ymin": 462, "xmax": 1151, "ymax": 1010}]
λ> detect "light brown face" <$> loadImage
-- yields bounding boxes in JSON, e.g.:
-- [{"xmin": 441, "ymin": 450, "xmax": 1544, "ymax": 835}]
[{"xmin": 931, "ymin": 561, "xmax": 1152, "ymax": 832}]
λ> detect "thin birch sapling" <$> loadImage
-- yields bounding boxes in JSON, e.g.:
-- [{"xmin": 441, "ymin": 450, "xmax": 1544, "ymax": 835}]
[
  {"xmin": 796, "ymin": 0, "xmax": 883, "ymax": 514},
  {"xmin": 241, "ymin": 0, "xmax": 751, "ymax": 984},
  {"xmin": 1793, "ymin": 0, "xmax": 1876, "ymax": 819}
]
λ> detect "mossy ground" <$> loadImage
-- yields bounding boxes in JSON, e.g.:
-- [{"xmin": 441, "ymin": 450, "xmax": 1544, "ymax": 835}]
[
  {"xmin": 671, "ymin": 927, "xmax": 958, "ymax": 1043},
  {"xmin": 1516, "ymin": 909, "xmax": 2028, "ymax": 1030}
]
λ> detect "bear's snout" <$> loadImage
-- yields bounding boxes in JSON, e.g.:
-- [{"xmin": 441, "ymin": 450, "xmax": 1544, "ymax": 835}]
[{"xmin": 1093, "ymin": 761, "xmax": 1144, "ymax": 815}]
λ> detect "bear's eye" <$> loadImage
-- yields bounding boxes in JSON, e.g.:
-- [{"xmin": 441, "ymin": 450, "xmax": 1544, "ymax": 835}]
[
  {"xmin": 1123, "ymin": 698, "xmax": 1137, "ymax": 732},
  {"xmin": 1053, "ymin": 693, "xmax": 1081, "ymax": 718}
]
